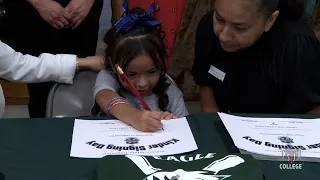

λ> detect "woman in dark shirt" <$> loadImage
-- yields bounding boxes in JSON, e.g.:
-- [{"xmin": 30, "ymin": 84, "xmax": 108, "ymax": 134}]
[{"xmin": 192, "ymin": 0, "xmax": 320, "ymax": 114}]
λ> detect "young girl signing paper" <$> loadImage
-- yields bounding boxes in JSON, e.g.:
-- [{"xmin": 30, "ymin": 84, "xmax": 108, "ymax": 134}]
[{"xmin": 92, "ymin": 2, "xmax": 189, "ymax": 132}]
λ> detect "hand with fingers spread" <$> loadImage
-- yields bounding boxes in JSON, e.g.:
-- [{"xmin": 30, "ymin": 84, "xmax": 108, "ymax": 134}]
[
  {"xmin": 64, "ymin": 0, "xmax": 95, "ymax": 30},
  {"xmin": 130, "ymin": 110, "xmax": 164, "ymax": 132},
  {"xmin": 159, "ymin": 111, "xmax": 178, "ymax": 120},
  {"xmin": 29, "ymin": 0, "xmax": 71, "ymax": 29}
]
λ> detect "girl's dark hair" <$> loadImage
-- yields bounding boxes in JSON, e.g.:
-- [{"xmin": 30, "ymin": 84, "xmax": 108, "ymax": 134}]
[
  {"xmin": 103, "ymin": 7, "xmax": 170, "ymax": 111},
  {"xmin": 257, "ymin": 0, "xmax": 306, "ymax": 20}
]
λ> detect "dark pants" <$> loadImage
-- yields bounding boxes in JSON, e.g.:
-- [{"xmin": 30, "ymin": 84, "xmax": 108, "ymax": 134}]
[{"xmin": 5, "ymin": 0, "xmax": 103, "ymax": 118}]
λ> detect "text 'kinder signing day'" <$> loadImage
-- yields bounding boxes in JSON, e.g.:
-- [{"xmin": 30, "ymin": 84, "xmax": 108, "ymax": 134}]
[{"xmin": 2, "ymin": 0, "xmax": 320, "ymax": 180}]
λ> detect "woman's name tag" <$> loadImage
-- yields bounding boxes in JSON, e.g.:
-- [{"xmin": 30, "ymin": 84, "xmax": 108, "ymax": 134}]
[{"xmin": 208, "ymin": 65, "xmax": 226, "ymax": 82}]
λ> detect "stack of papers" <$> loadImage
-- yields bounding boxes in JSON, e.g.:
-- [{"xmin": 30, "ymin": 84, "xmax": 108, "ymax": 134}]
[
  {"xmin": 218, "ymin": 113, "xmax": 320, "ymax": 162},
  {"xmin": 70, "ymin": 117, "xmax": 198, "ymax": 158}
]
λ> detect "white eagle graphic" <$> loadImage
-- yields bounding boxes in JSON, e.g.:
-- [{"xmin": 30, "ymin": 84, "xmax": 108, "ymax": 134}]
[{"xmin": 125, "ymin": 155, "xmax": 245, "ymax": 180}]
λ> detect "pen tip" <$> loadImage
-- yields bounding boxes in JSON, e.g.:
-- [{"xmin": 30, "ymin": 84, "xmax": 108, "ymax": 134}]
[{"xmin": 115, "ymin": 64, "xmax": 119, "ymax": 68}]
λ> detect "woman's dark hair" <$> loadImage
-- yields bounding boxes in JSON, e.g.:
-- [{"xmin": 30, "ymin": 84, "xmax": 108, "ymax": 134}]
[
  {"xmin": 103, "ymin": 7, "xmax": 170, "ymax": 111},
  {"xmin": 257, "ymin": 0, "xmax": 306, "ymax": 20}
]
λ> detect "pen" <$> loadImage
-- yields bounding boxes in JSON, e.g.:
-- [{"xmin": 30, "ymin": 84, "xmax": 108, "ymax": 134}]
[{"xmin": 115, "ymin": 64, "xmax": 164, "ymax": 130}]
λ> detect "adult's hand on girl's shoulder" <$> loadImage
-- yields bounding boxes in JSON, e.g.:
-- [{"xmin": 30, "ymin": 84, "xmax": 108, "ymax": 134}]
[
  {"xmin": 87, "ymin": 56, "xmax": 105, "ymax": 72},
  {"xmin": 78, "ymin": 56, "xmax": 105, "ymax": 72},
  {"xmin": 130, "ymin": 110, "xmax": 164, "ymax": 132}
]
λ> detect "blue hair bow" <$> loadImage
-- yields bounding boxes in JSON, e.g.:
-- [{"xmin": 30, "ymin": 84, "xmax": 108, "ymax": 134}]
[{"xmin": 114, "ymin": 0, "xmax": 161, "ymax": 33}]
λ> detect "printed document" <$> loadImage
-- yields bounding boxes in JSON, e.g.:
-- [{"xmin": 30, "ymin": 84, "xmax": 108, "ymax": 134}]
[
  {"xmin": 70, "ymin": 118, "xmax": 198, "ymax": 158},
  {"xmin": 218, "ymin": 113, "xmax": 320, "ymax": 161}
]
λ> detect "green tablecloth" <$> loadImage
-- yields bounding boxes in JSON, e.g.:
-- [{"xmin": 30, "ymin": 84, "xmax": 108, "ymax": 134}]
[{"xmin": 0, "ymin": 113, "xmax": 319, "ymax": 180}]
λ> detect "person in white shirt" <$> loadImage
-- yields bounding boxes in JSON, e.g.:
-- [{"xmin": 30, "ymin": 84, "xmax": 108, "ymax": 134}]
[{"xmin": 0, "ymin": 40, "xmax": 104, "ymax": 118}]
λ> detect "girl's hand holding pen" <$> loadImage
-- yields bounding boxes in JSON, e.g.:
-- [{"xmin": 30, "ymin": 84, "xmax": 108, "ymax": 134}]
[
  {"xmin": 130, "ymin": 109, "xmax": 164, "ymax": 132},
  {"xmin": 130, "ymin": 110, "xmax": 178, "ymax": 132}
]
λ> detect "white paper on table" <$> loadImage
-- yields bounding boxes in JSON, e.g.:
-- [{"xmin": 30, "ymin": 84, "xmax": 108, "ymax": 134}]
[
  {"xmin": 218, "ymin": 113, "xmax": 320, "ymax": 158},
  {"xmin": 70, "ymin": 117, "xmax": 198, "ymax": 158}
]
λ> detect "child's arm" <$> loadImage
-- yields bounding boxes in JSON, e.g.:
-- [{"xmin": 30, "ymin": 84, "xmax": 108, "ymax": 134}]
[
  {"xmin": 95, "ymin": 89, "xmax": 140, "ymax": 123},
  {"xmin": 96, "ymin": 90, "xmax": 164, "ymax": 132},
  {"xmin": 94, "ymin": 70, "xmax": 164, "ymax": 132}
]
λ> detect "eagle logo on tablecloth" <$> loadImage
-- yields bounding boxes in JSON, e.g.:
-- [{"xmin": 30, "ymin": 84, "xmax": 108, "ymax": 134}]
[
  {"xmin": 125, "ymin": 137, "xmax": 140, "ymax": 144},
  {"xmin": 278, "ymin": 136, "xmax": 294, "ymax": 144},
  {"xmin": 125, "ymin": 155, "xmax": 245, "ymax": 180}
]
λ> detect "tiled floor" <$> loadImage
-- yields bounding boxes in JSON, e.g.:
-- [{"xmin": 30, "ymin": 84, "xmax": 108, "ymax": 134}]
[{"xmin": 3, "ymin": 102, "xmax": 201, "ymax": 118}]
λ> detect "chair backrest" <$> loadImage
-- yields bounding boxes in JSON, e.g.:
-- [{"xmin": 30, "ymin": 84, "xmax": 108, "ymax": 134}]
[
  {"xmin": 165, "ymin": 73, "xmax": 177, "ymax": 87},
  {"xmin": 46, "ymin": 71, "xmax": 98, "ymax": 118},
  {"xmin": 46, "ymin": 72, "xmax": 177, "ymax": 118}
]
